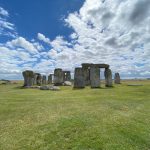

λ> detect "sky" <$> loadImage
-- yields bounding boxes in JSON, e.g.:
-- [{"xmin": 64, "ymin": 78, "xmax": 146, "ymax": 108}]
[{"xmin": 0, "ymin": 0, "xmax": 150, "ymax": 79}]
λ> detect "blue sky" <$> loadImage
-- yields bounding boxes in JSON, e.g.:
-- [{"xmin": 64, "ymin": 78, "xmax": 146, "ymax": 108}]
[
  {"xmin": 0, "ymin": 0, "xmax": 150, "ymax": 79},
  {"xmin": 0, "ymin": 0, "xmax": 84, "ymax": 41}
]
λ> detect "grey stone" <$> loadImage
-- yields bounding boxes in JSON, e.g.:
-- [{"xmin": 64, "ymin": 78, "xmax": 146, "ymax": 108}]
[
  {"xmin": 40, "ymin": 85, "xmax": 60, "ymax": 91},
  {"xmin": 40, "ymin": 86, "xmax": 49, "ymax": 90},
  {"xmin": 22, "ymin": 70, "xmax": 34, "ymax": 87},
  {"xmin": 74, "ymin": 68, "xmax": 85, "ymax": 88},
  {"xmin": 36, "ymin": 73, "xmax": 42, "ymax": 85},
  {"xmin": 82, "ymin": 63, "xmax": 109, "ymax": 69},
  {"xmin": 54, "ymin": 68, "xmax": 63, "ymax": 85},
  {"xmin": 81, "ymin": 63, "xmax": 110, "ymax": 87},
  {"xmin": 64, "ymin": 81, "xmax": 72, "ymax": 86},
  {"xmin": 90, "ymin": 66, "xmax": 100, "ymax": 88},
  {"xmin": 48, "ymin": 74, "xmax": 53, "ymax": 84},
  {"xmin": 104, "ymin": 68, "xmax": 113, "ymax": 87},
  {"xmin": 33, "ymin": 73, "xmax": 38, "ymax": 85},
  {"xmin": 49, "ymin": 86, "xmax": 60, "ymax": 91},
  {"xmin": 82, "ymin": 66, "xmax": 90, "ymax": 86},
  {"xmin": 114, "ymin": 73, "xmax": 121, "ymax": 84},
  {"xmin": 42, "ymin": 75, "xmax": 47, "ymax": 85}
]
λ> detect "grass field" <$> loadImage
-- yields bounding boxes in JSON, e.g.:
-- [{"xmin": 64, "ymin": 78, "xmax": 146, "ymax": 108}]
[{"xmin": 0, "ymin": 80, "xmax": 150, "ymax": 150}]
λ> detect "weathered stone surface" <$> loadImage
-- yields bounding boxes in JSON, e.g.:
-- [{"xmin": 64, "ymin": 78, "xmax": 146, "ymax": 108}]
[
  {"xmin": 114, "ymin": 73, "xmax": 121, "ymax": 84},
  {"xmin": 90, "ymin": 66, "xmax": 100, "ymax": 88},
  {"xmin": 82, "ymin": 66, "xmax": 90, "ymax": 86},
  {"xmin": 63, "ymin": 71, "xmax": 71, "ymax": 82},
  {"xmin": 42, "ymin": 75, "xmax": 47, "ymax": 85},
  {"xmin": 94, "ymin": 64, "xmax": 109, "ymax": 69},
  {"xmin": 74, "ymin": 68, "xmax": 85, "ymax": 88},
  {"xmin": 50, "ymin": 86, "xmax": 60, "ymax": 91},
  {"xmin": 36, "ymin": 73, "xmax": 42, "ymax": 85},
  {"xmin": 82, "ymin": 63, "xmax": 109, "ymax": 69},
  {"xmin": 48, "ymin": 74, "xmax": 53, "ymax": 84},
  {"xmin": 54, "ymin": 68, "xmax": 63, "ymax": 85},
  {"xmin": 104, "ymin": 68, "xmax": 113, "ymax": 87},
  {"xmin": 40, "ymin": 85, "xmax": 60, "ymax": 91},
  {"xmin": 22, "ymin": 70, "xmax": 34, "ymax": 87},
  {"xmin": 33, "ymin": 73, "xmax": 38, "ymax": 85},
  {"xmin": 64, "ymin": 81, "xmax": 72, "ymax": 86}
]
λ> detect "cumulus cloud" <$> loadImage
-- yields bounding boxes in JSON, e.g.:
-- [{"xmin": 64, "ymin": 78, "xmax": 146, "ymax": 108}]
[
  {"xmin": 1, "ymin": 1, "xmax": 150, "ymax": 79},
  {"xmin": 6, "ymin": 37, "xmax": 39, "ymax": 54},
  {"xmin": 37, "ymin": 33, "xmax": 51, "ymax": 44},
  {"xmin": 58, "ymin": 0, "xmax": 150, "ymax": 77}
]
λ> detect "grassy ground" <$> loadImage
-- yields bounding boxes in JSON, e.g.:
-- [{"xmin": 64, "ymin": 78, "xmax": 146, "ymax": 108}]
[{"xmin": 0, "ymin": 80, "xmax": 150, "ymax": 150}]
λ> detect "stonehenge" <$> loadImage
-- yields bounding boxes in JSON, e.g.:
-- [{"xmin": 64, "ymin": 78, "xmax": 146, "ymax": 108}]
[
  {"xmin": 42, "ymin": 75, "xmax": 47, "ymax": 85},
  {"xmin": 114, "ymin": 73, "xmax": 121, "ymax": 84},
  {"xmin": 33, "ymin": 73, "xmax": 38, "ymax": 85},
  {"xmin": 22, "ymin": 70, "xmax": 34, "ymax": 87},
  {"xmin": 54, "ymin": 68, "xmax": 63, "ymax": 85},
  {"xmin": 36, "ymin": 73, "xmax": 42, "ymax": 85},
  {"xmin": 73, "ymin": 63, "xmax": 112, "ymax": 88},
  {"xmin": 90, "ymin": 65, "xmax": 100, "ymax": 88},
  {"xmin": 104, "ymin": 68, "xmax": 113, "ymax": 87},
  {"xmin": 48, "ymin": 74, "xmax": 53, "ymax": 84},
  {"xmin": 22, "ymin": 63, "xmax": 118, "ymax": 89},
  {"xmin": 82, "ymin": 64, "xmax": 90, "ymax": 86},
  {"xmin": 74, "ymin": 68, "xmax": 85, "ymax": 88}
]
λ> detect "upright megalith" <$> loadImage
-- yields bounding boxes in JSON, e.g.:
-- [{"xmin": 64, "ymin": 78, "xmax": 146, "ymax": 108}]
[
  {"xmin": 36, "ymin": 73, "xmax": 42, "ymax": 85},
  {"xmin": 33, "ymin": 73, "xmax": 38, "ymax": 85},
  {"xmin": 82, "ymin": 63, "xmax": 90, "ymax": 86},
  {"xmin": 48, "ymin": 74, "xmax": 53, "ymax": 84},
  {"xmin": 63, "ymin": 71, "xmax": 71, "ymax": 82},
  {"xmin": 42, "ymin": 75, "xmax": 47, "ymax": 85},
  {"xmin": 54, "ymin": 68, "xmax": 63, "ymax": 85},
  {"xmin": 114, "ymin": 73, "xmax": 121, "ymax": 84},
  {"xmin": 90, "ymin": 65, "xmax": 100, "ymax": 88},
  {"xmin": 104, "ymin": 68, "xmax": 113, "ymax": 87},
  {"xmin": 74, "ymin": 68, "xmax": 85, "ymax": 88},
  {"xmin": 22, "ymin": 70, "xmax": 34, "ymax": 87}
]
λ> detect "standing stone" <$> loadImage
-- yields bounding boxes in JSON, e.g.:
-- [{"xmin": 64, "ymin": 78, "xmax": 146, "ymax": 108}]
[
  {"xmin": 42, "ymin": 75, "xmax": 47, "ymax": 85},
  {"xmin": 22, "ymin": 70, "xmax": 34, "ymax": 87},
  {"xmin": 54, "ymin": 68, "xmax": 63, "ymax": 85},
  {"xmin": 48, "ymin": 74, "xmax": 53, "ymax": 84},
  {"xmin": 74, "ymin": 68, "xmax": 85, "ymax": 88},
  {"xmin": 90, "ymin": 66, "xmax": 100, "ymax": 88},
  {"xmin": 37, "ymin": 73, "xmax": 42, "ymax": 85},
  {"xmin": 63, "ymin": 71, "xmax": 71, "ymax": 81},
  {"xmin": 82, "ymin": 64, "xmax": 90, "ymax": 86},
  {"xmin": 104, "ymin": 68, "xmax": 113, "ymax": 87},
  {"xmin": 114, "ymin": 73, "xmax": 121, "ymax": 84},
  {"xmin": 33, "ymin": 73, "xmax": 38, "ymax": 85}
]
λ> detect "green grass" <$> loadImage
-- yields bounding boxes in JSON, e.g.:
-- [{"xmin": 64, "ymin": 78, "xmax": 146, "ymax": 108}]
[{"xmin": 0, "ymin": 80, "xmax": 150, "ymax": 150}]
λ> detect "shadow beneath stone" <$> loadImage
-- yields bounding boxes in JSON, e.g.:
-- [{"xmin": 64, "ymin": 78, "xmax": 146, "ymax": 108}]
[
  {"xmin": 13, "ymin": 86, "xmax": 40, "ymax": 89},
  {"xmin": 13, "ymin": 86, "xmax": 25, "ymax": 89},
  {"xmin": 127, "ymin": 84, "xmax": 143, "ymax": 86},
  {"xmin": 73, "ymin": 87, "xmax": 85, "ymax": 90}
]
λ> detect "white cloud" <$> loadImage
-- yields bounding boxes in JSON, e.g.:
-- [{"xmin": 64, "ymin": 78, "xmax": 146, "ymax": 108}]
[
  {"xmin": 0, "ymin": 7, "xmax": 9, "ymax": 16},
  {"xmin": 37, "ymin": 33, "xmax": 51, "ymax": 44},
  {"xmin": 1, "ymin": 1, "xmax": 150, "ymax": 79},
  {"xmin": 6, "ymin": 37, "xmax": 39, "ymax": 54},
  {"xmin": 59, "ymin": 0, "xmax": 150, "ymax": 77},
  {"xmin": 0, "ymin": 7, "xmax": 16, "ymax": 37}
]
